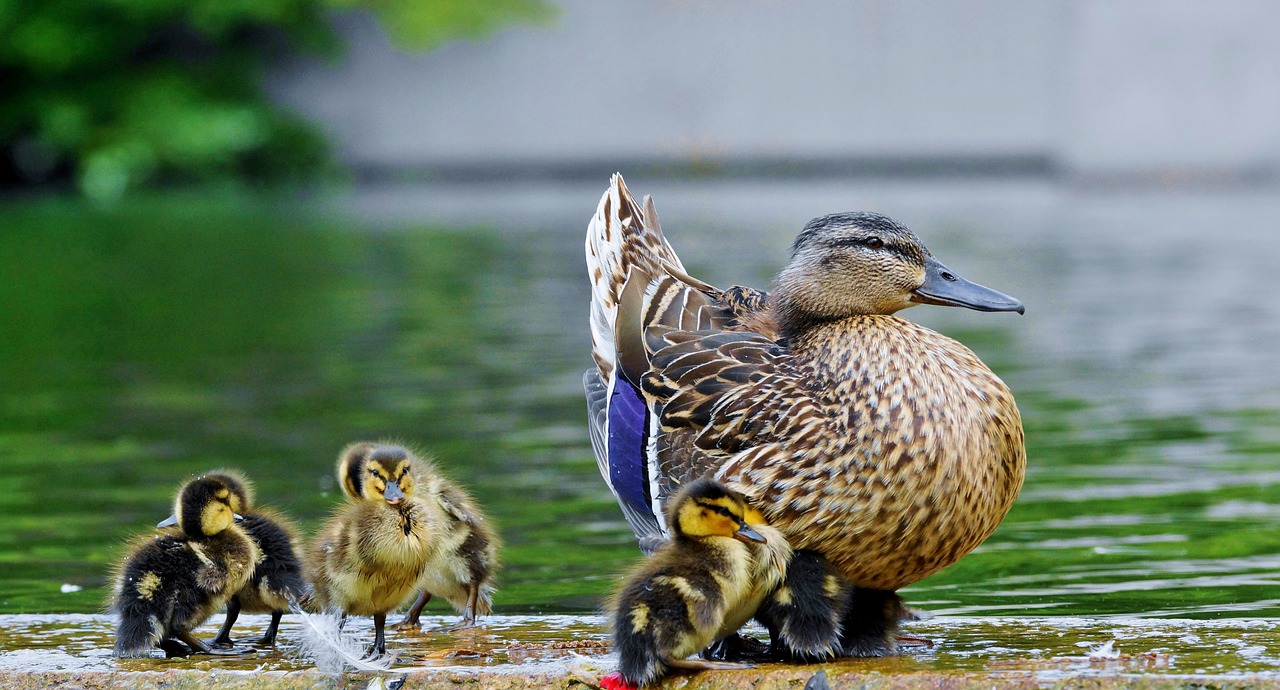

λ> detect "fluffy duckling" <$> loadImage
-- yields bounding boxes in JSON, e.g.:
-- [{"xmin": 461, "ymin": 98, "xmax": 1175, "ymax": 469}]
[
  {"xmin": 307, "ymin": 442, "xmax": 498, "ymax": 655},
  {"xmin": 756, "ymin": 550, "xmax": 918, "ymax": 660},
  {"xmin": 754, "ymin": 549, "xmax": 851, "ymax": 661},
  {"xmin": 111, "ymin": 475, "xmax": 259, "ymax": 657},
  {"xmin": 384, "ymin": 450, "xmax": 499, "ymax": 631},
  {"xmin": 603, "ymin": 478, "xmax": 789, "ymax": 689},
  {"xmin": 193, "ymin": 470, "xmax": 308, "ymax": 647}
]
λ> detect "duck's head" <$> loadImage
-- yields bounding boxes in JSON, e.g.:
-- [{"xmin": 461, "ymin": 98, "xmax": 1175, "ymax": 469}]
[
  {"xmin": 338, "ymin": 442, "xmax": 417, "ymax": 506},
  {"xmin": 667, "ymin": 478, "xmax": 765, "ymax": 544},
  {"xmin": 157, "ymin": 476, "xmax": 244, "ymax": 537},
  {"xmin": 199, "ymin": 470, "xmax": 252, "ymax": 513},
  {"xmin": 773, "ymin": 212, "xmax": 1024, "ymax": 335}
]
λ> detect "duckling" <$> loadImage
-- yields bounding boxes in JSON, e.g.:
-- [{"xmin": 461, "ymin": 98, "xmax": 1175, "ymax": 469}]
[
  {"xmin": 603, "ymin": 478, "xmax": 789, "ymax": 689},
  {"xmin": 192, "ymin": 470, "xmax": 308, "ymax": 647},
  {"xmin": 585, "ymin": 174, "xmax": 1025, "ymax": 652},
  {"xmin": 754, "ymin": 549, "xmax": 851, "ymax": 661},
  {"xmin": 307, "ymin": 442, "xmax": 498, "ymax": 655},
  {"xmin": 387, "ymin": 453, "xmax": 499, "ymax": 631},
  {"xmin": 110, "ymin": 475, "xmax": 259, "ymax": 657}
]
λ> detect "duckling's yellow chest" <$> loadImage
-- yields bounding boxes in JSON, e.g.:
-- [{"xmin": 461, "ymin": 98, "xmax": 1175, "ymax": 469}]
[{"xmin": 748, "ymin": 315, "xmax": 1024, "ymax": 590}]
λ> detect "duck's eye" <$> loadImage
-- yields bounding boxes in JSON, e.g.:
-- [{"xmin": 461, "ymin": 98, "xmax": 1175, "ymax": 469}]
[{"xmin": 865, "ymin": 237, "xmax": 884, "ymax": 249}]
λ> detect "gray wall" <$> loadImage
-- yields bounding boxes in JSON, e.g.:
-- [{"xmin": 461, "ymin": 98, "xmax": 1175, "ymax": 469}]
[{"xmin": 268, "ymin": 0, "xmax": 1280, "ymax": 177}]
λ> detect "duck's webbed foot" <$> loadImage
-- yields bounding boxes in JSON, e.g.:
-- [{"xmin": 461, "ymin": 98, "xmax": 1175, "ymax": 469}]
[
  {"xmin": 211, "ymin": 597, "xmax": 241, "ymax": 648},
  {"xmin": 700, "ymin": 632, "xmax": 768, "ymax": 662},
  {"xmin": 257, "ymin": 610, "xmax": 284, "ymax": 645},
  {"xmin": 158, "ymin": 638, "xmax": 193, "ymax": 657},
  {"xmin": 839, "ymin": 589, "xmax": 903, "ymax": 657},
  {"xmin": 755, "ymin": 549, "xmax": 850, "ymax": 661},
  {"xmin": 392, "ymin": 591, "xmax": 429, "ymax": 630},
  {"xmin": 178, "ymin": 631, "xmax": 240, "ymax": 656}
]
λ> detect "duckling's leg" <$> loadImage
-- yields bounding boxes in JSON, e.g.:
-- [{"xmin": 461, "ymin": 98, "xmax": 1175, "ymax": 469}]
[
  {"xmin": 176, "ymin": 630, "xmax": 240, "ymax": 656},
  {"xmin": 259, "ymin": 610, "xmax": 284, "ymax": 645},
  {"xmin": 838, "ymin": 589, "xmax": 902, "ymax": 657},
  {"xmin": 369, "ymin": 612, "xmax": 388, "ymax": 657},
  {"xmin": 700, "ymin": 633, "xmax": 768, "ymax": 662},
  {"xmin": 392, "ymin": 590, "xmax": 430, "ymax": 630},
  {"xmin": 212, "ymin": 596, "xmax": 242, "ymax": 647},
  {"xmin": 438, "ymin": 582, "xmax": 481, "ymax": 632}
]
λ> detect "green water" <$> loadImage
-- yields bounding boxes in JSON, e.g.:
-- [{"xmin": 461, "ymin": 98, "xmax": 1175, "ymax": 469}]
[{"xmin": 2, "ymin": 189, "xmax": 1279, "ymax": 624}]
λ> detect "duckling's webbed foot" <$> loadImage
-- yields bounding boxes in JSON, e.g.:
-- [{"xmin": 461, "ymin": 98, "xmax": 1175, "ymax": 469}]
[
  {"xmin": 158, "ymin": 638, "xmax": 193, "ymax": 658},
  {"xmin": 838, "ymin": 589, "xmax": 903, "ymax": 657},
  {"xmin": 699, "ymin": 632, "xmax": 768, "ymax": 662},
  {"xmin": 178, "ymin": 631, "xmax": 240, "ymax": 656},
  {"xmin": 257, "ymin": 610, "xmax": 284, "ymax": 645},
  {"xmin": 392, "ymin": 590, "xmax": 430, "ymax": 630},
  {"xmin": 435, "ymin": 583, "xmax": 487, "ymax": 632},
  {"xmin": 212, "ymin": 597, "xmax": 241, "ymax": 647},
  {"xmin": 755, "ymin": 549, "xmax": 849, "ymax": 661}
]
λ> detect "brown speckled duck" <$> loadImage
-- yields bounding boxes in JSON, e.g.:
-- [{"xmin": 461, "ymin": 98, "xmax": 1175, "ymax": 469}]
[{"xmin": 584, "ymin": 174, "xmax": 1026, "ymax": 652}]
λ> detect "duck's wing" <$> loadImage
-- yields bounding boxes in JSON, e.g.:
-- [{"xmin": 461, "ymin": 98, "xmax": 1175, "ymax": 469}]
[
  {"xmin": 586, "ymin": 174, "xmax": 767, "ymax": 552},
  {"xmin": 639, "ymin": 325, "xmax": 831, "ymax": 485}
]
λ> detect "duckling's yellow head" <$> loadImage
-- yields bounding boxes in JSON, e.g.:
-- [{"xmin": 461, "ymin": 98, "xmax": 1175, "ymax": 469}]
[
  {"xmin": 338, "ymin": 442, "xmax": 417, "ymax": 505},
  {"xmin": 774, "ymin": 213, "xmax": 1023, "ymax": 335},
  {"xmin": 163, "ymin": 476, "xmax": 243, "ymax": 537},
  {"xmin": 668, "ymin": 478, "xmax": 765, "ymax": 544},
  {"xmin": 201, "ymin": 470, "xmax": 252, "ymax": 513}
]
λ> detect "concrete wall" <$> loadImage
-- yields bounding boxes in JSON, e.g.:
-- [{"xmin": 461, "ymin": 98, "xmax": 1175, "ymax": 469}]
[{"xmin": 268, "ymin": 0, "xmax": 1280, "ymax": 177}]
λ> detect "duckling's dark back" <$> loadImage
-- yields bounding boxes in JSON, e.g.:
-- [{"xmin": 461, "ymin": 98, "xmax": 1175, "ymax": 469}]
[
  {"xmin": 202, "ymin": 471, "xmax": 307, "ymax": 608},
  {"xmin": 111, "ymin": 476, "xmax": 258, "ymax": 657}
]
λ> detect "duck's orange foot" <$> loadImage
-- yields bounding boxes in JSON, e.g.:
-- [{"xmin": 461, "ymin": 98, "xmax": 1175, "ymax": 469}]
[{"xmin": 600, "ymin": 672, "xmax": 636, "ymax": 690}]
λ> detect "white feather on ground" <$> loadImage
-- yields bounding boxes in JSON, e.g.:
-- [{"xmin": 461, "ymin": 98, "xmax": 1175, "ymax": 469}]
[{"xmin": 288, "ymin": 601, "xmax": 394, "ymax": 673}]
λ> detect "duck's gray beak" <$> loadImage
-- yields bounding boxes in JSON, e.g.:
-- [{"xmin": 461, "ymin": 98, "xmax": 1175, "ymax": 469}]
[
  {"xmin": 157, "ymin": 514, "xmax": 178, "ymax": 528},
  {"xmin": 384, "ymin": 480, "xmax": 405, "ymax": 505},
  {"xmin": 733, "ymin": 523, "xmax": 766, "ymax": 544},
  {"xmin": 911, "ymin": 256, "xmax": 1025, "ymax": 314}
]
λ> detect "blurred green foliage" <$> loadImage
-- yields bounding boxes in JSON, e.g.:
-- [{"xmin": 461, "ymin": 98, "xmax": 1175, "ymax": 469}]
[{"xmin": 0, "ymin": 0, "xmax": 555, "ymax": 200}]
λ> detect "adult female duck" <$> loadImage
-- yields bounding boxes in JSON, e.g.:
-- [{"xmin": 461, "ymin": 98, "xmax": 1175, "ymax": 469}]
[{"xmin": 584, "ymin": 174, "xmax": 1026, "ymax": 646}]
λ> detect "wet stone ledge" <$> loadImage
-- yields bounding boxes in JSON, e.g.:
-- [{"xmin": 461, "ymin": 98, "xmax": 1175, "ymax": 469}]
[{"xmin": 2, "ymin": 615, "xmax": 1279, "ymax": 689}]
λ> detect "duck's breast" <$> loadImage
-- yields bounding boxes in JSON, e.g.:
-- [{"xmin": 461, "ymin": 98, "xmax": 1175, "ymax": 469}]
[{"xmin": 751, "ymin": 315, "xmax": 1025, "ymax": 590}]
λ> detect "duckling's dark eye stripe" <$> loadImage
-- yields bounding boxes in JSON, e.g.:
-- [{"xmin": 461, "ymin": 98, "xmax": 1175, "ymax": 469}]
[{"xmin": 697, "ymin": 502, "xmax": 738, "ymax": 520}]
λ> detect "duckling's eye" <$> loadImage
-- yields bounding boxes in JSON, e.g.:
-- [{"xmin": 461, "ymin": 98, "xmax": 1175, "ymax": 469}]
[{"xmin": 865, "ymin": 237, "xmax": 884, "ymax": 249}]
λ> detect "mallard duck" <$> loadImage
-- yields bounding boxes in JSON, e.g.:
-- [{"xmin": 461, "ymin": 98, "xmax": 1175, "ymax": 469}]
[
  {"xmin": 111, "ymin": 475, "xmax": 259, "ymax": 657},
  {"xmin": 584, "ymin": 174, "xmax": 1026, "ymax": 651},
  {"xmin": 187, "ymin": 470, "xmax": 308, "ymax": 647},
  {"xmin": 603, "ymin": 477, "xmax": 789, "ymax": 689},
  {"xmin": 307, "ymin": 442, "xmax": 498, "ymax": 655}
]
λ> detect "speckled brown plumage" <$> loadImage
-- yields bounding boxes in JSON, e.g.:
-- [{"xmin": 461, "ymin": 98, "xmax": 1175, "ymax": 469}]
[{"xmin": 586, "ymin": 173, "xmax": 1026, "ymax": 593}]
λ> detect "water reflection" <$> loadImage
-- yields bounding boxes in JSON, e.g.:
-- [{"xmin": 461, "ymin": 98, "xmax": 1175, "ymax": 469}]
[{"xmin": 1, "ymin": 183, "xmax": 1278, "ymax": 622}]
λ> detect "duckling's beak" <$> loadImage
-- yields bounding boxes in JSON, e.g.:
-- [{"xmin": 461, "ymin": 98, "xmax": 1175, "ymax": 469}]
[
  {"xmin": 157, "ymin": 514, "xmax": 178, "ymax": 528},
  {"xmin": 733, "ymin": 522, "xmax": 767, "ymax": 544},
  {"xmin": 233, "ymin": 513, "xmax": 245, "ymax": 522},
  {"xmin": 911, "ymin": 256, "xmax": 1025, "ymax": 314},
  {"xmin": 384, "ymin": 480, "xmax": 405, "ymax": 505}
]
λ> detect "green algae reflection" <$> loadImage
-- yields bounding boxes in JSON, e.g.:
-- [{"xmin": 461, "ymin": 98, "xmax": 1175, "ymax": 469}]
[{"xmin": 1, "ymin": 197, "xmax": 1278, "ymax": 620}]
